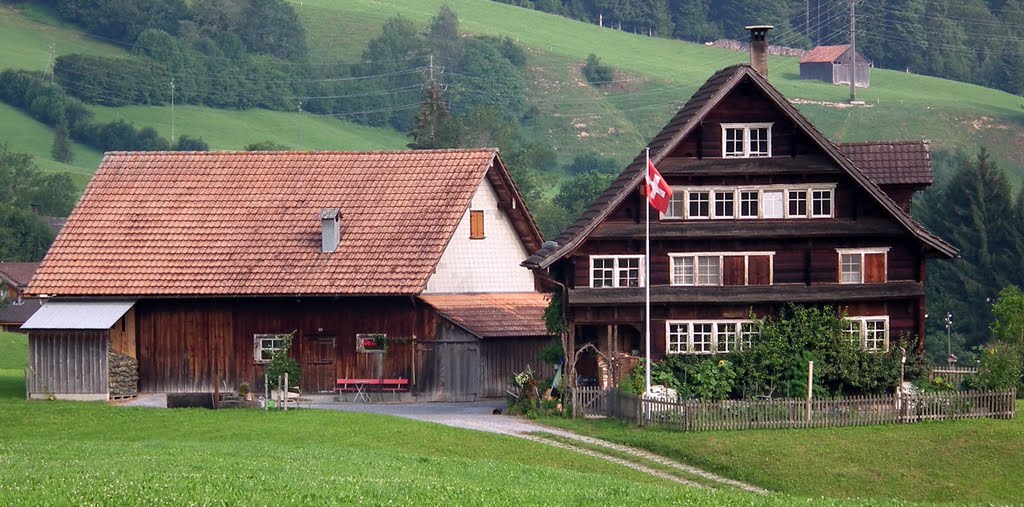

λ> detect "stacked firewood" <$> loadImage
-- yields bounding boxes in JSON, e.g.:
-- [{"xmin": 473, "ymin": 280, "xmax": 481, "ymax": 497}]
[{"xmin": 108, "ymin": 351, "xmax": 139, "ymax": 396}]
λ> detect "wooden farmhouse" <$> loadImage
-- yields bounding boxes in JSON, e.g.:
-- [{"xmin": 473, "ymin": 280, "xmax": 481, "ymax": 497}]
[
  {"xmin": 799, "ymin": 45, "xmax": 872, "ymax": 88},
  {"xmin": 522, "ymin": 37, "xmax": 956, "ymax": 388},
  {"xmin": 0, "ymin": 262, "xmax": 42, "ymax": 332},
  {"xmin": 24, "ymin": 149, "xmax": 554, "ymax": 401}
]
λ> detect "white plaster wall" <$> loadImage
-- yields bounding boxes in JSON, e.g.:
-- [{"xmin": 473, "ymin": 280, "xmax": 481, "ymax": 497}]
[{"xmin": 424, "ymin": 177, "xmax": 534, "ymax": 294}]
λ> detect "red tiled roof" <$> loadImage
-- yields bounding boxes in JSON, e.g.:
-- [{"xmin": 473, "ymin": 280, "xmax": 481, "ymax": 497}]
[
  {"xmin": 800, "ymin": 45, "xmax": 851, "ymax": 63},
  {"xmin": 0, "ymin": 262, "xmax": 39, "ymax": 288},
  {"xmin": 837, "ymin": 141, "xmax": 933, "ymax": 186},
  {"xmin": 30, "ymin": 150, "xmax": 512, "ymax": 297},
  {"xmin": 420, "ymin": 293, "xmax": 552, "ymax": 338}
]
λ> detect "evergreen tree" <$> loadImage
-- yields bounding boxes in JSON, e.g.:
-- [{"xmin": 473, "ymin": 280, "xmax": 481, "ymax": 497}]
[
  {"xmin": 408, "ymin": 81, "xmax": 461, "ymax": 149},
  {"xmin": 51, "ymin": 121, "xmax": 74, "ymax": 164},
  {"xmin": 671, "ymin": 0, "xmax": 720, "ymax": 42},
  {"xmin": 428, "ymin": 5, "xmax": 464, "ymax": 74}
]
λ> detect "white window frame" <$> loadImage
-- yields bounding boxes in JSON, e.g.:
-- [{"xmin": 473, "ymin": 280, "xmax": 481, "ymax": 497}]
[
  {"xmin": 811, "ymin": 189, "xmax": 833, "ymax": 218},
  {"xmin": 836, "ymin": 247, "xmax": 889, "ymax": 284},
  {"xmin": 666, "ymin": 319, "xmax": 758, "ymax": 355},
  {"xmin": 590, "ymin": 255, "xmax": 644, "ymax": 288},
  {"xmin": 662, "ymin": 184, "xmax": 835, "ymax": 220},
  {"xmin": 843, "ymin": 316, "xmax": 889, "ymax": 352},
  {"xmin": 254, "ymin": 333, "xmax": 289, "ymax": 364},
  {"xmin": 669, "ymin": 251, "xmax": 775, "ymax": 286},
  {"xmin": 721, "ymin": 122, "xmax": 773, "ymax": 158}
]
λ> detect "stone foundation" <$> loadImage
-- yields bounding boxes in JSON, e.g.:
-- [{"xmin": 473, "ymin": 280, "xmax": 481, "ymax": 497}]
[{"xmin": 108, "ymin": 351, "xmax": 138, "ymax": 397}]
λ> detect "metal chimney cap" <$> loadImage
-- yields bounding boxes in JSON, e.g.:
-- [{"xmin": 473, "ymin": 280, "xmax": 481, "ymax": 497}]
[
  {"xmin": 745, "ymin": 25, "xmax": 775, "ymax": 31},
  {"xmin": 320, "ymin": 208, "xmax": 340, "ymax": 220}
]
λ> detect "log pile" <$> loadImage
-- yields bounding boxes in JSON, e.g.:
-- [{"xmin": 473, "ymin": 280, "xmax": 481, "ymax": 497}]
[{"xmin": 108, "ymin": 351, "xmax": 138, "ymax": 396}]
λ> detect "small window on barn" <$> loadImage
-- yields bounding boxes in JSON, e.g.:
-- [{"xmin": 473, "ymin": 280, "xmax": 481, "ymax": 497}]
[
  {"xmin": 254, "ymin": 334, "xmax": 289, "ymax": 364},
  {"xmin": 470, "ymin": 210, "xmax": 485, "ymax": 239}
]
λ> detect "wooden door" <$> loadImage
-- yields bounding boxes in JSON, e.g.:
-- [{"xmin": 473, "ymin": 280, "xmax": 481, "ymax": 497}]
[
  {"xmin": 301, "ymin": 335, "xmax": 336, "ymax": 393},
  {"xmin": 747, "ymin": 255, "xmax": 772, "ymax": 285},
  {"xmin": 864, "ymin": 253, "xmax": 887, "ymax": 283}
]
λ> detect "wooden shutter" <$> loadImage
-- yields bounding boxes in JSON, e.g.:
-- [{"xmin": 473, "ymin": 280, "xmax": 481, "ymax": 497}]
[
  {"xmin": 722, "ymin": 256, "xmax": 745, "ymax": 285},
  {"xmin": 864, "ymin": 253, "xmax": 886, "ymax": 283},
  {"xmin": 470, "ymin": 210, "xmax": 484, "ymax": 239},
  {"xmin": 747, "ymin": 255, "xmax": 771, "ymax": 285}
]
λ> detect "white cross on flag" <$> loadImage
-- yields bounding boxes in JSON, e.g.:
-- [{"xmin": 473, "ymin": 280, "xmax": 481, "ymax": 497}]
[{"xmin": 645, "ymin": 159, "xmax": 672, "ymax": 214}]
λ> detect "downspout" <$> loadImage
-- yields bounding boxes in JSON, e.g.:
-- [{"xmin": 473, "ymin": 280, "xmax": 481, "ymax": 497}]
[{"xmin": 533, "ymin": 268, "xmax": 574, "ymax": 409}]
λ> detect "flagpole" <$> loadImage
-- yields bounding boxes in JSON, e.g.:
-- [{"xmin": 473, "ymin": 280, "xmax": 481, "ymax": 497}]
[{"xmin": 645, "ymin": 147, "xmax": 652, "ymax": 396}]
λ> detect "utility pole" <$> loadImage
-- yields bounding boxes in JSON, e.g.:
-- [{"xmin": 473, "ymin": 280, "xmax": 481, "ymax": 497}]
[
  {"xmin": 806, "ymin": 0, "xmax": 810, "ymax": 39},
  {"xmin": 296, "ymin": 102, "xmax": 303, "ymax": 148},
  {"xmin": 48, "ymin": 42, "xmax": 56, "ymax": 82},
  {"xmin": 170, "ymin": 78, "xmax": 175, "ymax": 144},
  {"xmin": 429, "ymin": 54, "xmax": 434, "ymax": 82},
  {"xmin": 849, "ymin": 0, "xmax": 857, "ymax": 102},
  {"xmin": 945, "ymin": 312, "xmax": 954, "ymax": 366}
]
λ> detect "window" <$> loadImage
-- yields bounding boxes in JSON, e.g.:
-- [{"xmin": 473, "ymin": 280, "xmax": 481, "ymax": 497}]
[
  {"xmin": 670, "ymin": 252, "xmax": 774, "ymax": 286},
  {"xmin": 470, "ymin": 210, "xmax": 485, "ymax": 239},
  {"xmin": 666, "ymin": 320, "xmax": 758, "ymax": 354},
  {"xmin": 739, "ymin": 191, "xmax": 759, "ymax": 218},
  {"xmin": 664, "ymin": 192, "xmax": 684, "ymax": 218},
  {"xmin": 721, "ymin": 123, "xmax": 773, "ymax": 158},
  {"xmin": 688, "ymin": 191, "xmax": 710, "ymax": 218},
  {"xmin": 840, "ymin": 253, "xmax": 862, "ymax": 283},
  {"xmin": 714, "ymin": 190, "xmax": 735, "ymax": 218},
  {"xmin": 844, "ymin": 317, "xmax": 889, "ymax": 352},
  {"xmin": 590, "ymin": 256, "xmax": 643, "ymax": 288},
  {"xmin": 254, "ymin": 334, "xmax": 289, "ymax": 363},
  {"xmin": 671, "ymin": 256, "xmax": 694, "ymax": 285},
  {"xmin": 763, "ymin": 190, "xmax": 784, "ymax": 218},
  {"xmin": 837, "ymin": 248, "xmax": 888, "ymax": 284},
  {"xmin": 697, "ymin": 256, "xmax": 720, "ymax": 285},
  {"xmin": 787, "ymin": 190, "xmax": 807, "ymax": 217},
  {"xmin": 812, "ymin": 189, "xmax": 832, "ymax": 217}
]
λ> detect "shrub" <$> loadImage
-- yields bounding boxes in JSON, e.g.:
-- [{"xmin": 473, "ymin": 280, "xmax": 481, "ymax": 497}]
[
  {"xmin": 966, "ymin": 342, "xmax": 1022, "ymax": 392},
  {"xmin": 582, "ymin": 53, "xmax": 614, "ymax": 86},
  {"xmin": 266, "ymin": 337, "xmax": 300, "ymax": 390}
]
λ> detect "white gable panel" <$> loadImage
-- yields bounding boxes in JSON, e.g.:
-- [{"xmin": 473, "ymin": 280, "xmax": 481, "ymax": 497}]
[{"xmin": 424, "ymin": 177, "xmax": 534, "ymax": 294}]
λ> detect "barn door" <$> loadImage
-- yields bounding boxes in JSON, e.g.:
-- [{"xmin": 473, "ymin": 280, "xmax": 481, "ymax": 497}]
[
  {"xmin": 301, "ymin": 335, "xmax": 336, "ymax": 393},
  {"xmin": 417, "ymin": 340, "xmax": 480, "ymax": 402}
]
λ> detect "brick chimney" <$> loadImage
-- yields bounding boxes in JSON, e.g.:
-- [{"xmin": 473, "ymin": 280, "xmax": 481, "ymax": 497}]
[
  {"xmin": 320, "ymin": 208, "xmax": 341, "ymax": 253},
  {"xmin": 745, "ymin": 25, "xmax": 774, "ymax": 77}
]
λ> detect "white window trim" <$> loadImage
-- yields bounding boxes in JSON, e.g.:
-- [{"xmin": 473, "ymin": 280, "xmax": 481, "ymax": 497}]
[
  {"xmin": 590, "ymin": 255, "xmax": 645, "ymax": 288},
  {"xmin": 669, "ymin": 251, "xmax": 775, "ymax": 286},
  {"xmin": 662, "ymin": 184, "xmax": 836, "ymax": 220},
  {"xmin": 721, "ymin": 122, "xmax": 774, "ymax": 158},
  {"xmin": 254, "ymin": 333, "xmax": 289, "ymax": 364},
  {"xmin": 666, "ymin": 319, "xmax": 758, "ymax": 355},
  {"xmin": 836, "ymin": 247, "xmax": 890, "ymax": 284},
  {"xmin": 843, "ymin": 316, "xmax": 890, "ymax": 352}
]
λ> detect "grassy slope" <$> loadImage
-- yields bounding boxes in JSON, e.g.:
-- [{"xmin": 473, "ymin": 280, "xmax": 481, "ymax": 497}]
[
  {"xmin": 0, "ymin": 334, "xmax": 890, "ymax": 506},
  {"xmin": 540, "ymin": 412, "xmax": 1024, "ymax": 505},
  {"xmin": 293, "ymin": 0, "xmax": 1024, "ymax": 183},
  {"xmin": 0, "ymin": 4, "xmax": 408, "ymax": 188}
]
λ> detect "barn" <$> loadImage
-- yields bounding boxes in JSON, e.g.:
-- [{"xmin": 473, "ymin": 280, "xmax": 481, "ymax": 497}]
[
  {"xmin": 24, "ymin": 150, "xmax": 554, "ymax": 402},
  {"xmin": 799, "ymin": 45, "xmax": 871, "ymax": 88}
]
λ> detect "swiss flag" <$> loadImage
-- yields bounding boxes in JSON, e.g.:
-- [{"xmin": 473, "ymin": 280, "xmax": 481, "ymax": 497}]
[{"xmin": 645, "ymin": 159, "xmax": 672, "ymax": 214}]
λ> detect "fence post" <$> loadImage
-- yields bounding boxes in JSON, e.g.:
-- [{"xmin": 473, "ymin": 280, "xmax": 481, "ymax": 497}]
[{"xmin": 806, "ymin": 361, "xmax": 814, "ymax": 422}]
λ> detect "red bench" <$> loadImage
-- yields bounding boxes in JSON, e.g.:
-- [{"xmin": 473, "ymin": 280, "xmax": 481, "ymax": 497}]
[{"xmin": 336, "ymin": 378, "xmax": 408, "ymax": 402}]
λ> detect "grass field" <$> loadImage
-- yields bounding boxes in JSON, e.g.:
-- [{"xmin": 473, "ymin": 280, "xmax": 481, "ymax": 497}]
[
  {"xmin": 0, "ymin": 331, "xmax": 908, "ymax": 506},
  {"xmin": 539, "ymin": 410, "xmax": 1024, "ymax": 505}
]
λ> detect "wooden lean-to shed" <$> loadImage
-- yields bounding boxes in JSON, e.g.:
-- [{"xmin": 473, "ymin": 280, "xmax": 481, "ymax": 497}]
[
  {"xmin": 25, "ymin": 150, "xmax": 554, "ymax": 402},
  {"xmin": 800, "ymin": 45, "xmax": 871, "ymax": 88}
]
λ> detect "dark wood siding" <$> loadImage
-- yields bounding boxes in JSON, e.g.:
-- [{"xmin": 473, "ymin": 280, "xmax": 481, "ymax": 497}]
[
  {"xmin": 27, "ymin": 331, "xmax": 108, "ymax": 399},
  {"xmin": 480, "ymin": 338, "xmax": 555, "ymax": 398}
]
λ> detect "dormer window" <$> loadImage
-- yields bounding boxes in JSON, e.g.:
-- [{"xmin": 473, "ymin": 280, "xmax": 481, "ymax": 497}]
[{"xmin": 721, "ymin": 123, "xmax": 773, "ymax": 158}]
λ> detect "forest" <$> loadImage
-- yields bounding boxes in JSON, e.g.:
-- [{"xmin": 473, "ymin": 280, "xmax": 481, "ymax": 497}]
[{"xmin": 493, "ymin": 0, "xmax": 1024, "ymax": 95}]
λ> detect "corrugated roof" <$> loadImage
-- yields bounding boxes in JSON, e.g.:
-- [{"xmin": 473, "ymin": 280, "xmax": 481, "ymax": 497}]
[
  {"xmin": 30, "ymin": 150, "xmax": 541, "ymax": 297},
  {"xmin": 0, "ymin": 262, "xmax": 39, "ymax": 288},
  {"xmin": 522, "ymin": 65, "xmax": 956, "ymax": 269},
  {"xmin": 800, "ymin": 45, "xmax": 852, "ymax": 63},
  {"xmin": 22, "ymin": 300, "xmax": 135, "ymax": 330},
  {"xmin": 420, "ymin": 293, "xmax": 552, "ymax": 338},
  {"xmin": 837, "ymin": 141, "xmax": 932, "ymax": 185}
]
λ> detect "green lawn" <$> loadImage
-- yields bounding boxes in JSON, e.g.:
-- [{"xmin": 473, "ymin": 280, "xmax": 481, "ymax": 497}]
[
  {"xmin": 0, "ymin": 4, "xmax": 125, "ymax": 72},
  {"xmin": 539, "ymin": 408, "xmax": 1024, "ymax": 505}
]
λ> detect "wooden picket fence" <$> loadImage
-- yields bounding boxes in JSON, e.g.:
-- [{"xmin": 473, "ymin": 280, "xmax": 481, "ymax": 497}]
[
  {"xmin": 929, "ymin": 367, "xmax": 979, "ymax": 385},
  {"xmin": 574, "ymin": 387, "xmax": 1015, "ymax": 432}
]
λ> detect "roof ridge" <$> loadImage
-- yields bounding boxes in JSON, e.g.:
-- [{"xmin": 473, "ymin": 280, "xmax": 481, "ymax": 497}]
[{"xmin": 103, "ymin": 148, "xmax": 499, "ymax": 156}]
